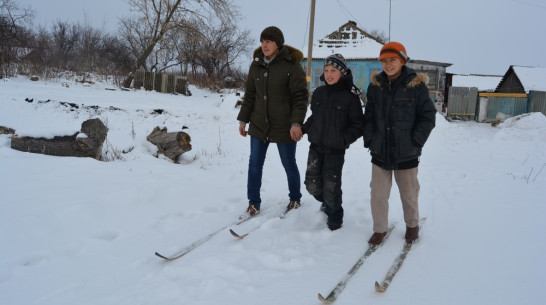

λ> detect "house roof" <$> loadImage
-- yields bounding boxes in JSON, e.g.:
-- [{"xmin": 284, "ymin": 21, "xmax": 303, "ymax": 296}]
[
  {"xmin": 302, "ymin": 21, "xmax": 452, "ymax": 67},
  {"xmin": 506, "ymin": 65, "xmax": 546, "ymax": 92},
  {"xmin": 302, "ymin": 21, "xmax": 384, "ymax": 60},
  {"xmin": 451, "ymin": 74, "xmax": 502, "ymax": 92}
]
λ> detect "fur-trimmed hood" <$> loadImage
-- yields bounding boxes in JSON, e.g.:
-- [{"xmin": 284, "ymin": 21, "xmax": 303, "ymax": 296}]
[
  {"xmin": 252, "ymin": 45, "xmax": 304, "ymax": 65},
  {"xmin": 370, "ymin": 67, "xmax": 429, "ymax": 88}
]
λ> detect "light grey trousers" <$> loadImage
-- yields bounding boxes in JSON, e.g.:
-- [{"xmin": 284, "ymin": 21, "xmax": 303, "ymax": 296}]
[{"xmin": 370, "ymin": 164, "xmax": 420, "ymax": 233}]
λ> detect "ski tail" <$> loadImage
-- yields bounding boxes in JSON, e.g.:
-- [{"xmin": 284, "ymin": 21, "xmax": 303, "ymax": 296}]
[
  {"xmin": 318, "ymin": 224, "xmax": 396, "ymax": 303},
  {"xmin": 375, "ymin": 218, "xmax": 426, "ymax": 292}
]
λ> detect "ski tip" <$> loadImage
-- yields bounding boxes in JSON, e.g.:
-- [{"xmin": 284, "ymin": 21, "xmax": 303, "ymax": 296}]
[
  {"xmin": 318, "ymin": 293, "xmax": 334, "ymax": 304},
  {"xmin": 374, "ymin": 281, "xmax": 386, "ymax": 292},
  {"xmin": 229, "ymin": 228, "xmax": 244, "ymax": 239},
  {"xmin": 155, "ymin": 252, "xmax": 168, "ymax": 260}
]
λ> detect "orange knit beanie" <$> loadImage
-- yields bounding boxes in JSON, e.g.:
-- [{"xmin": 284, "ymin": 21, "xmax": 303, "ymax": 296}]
[{"xmin": 379, "ymin": 42, "xmax": 409, "ymax": 64}]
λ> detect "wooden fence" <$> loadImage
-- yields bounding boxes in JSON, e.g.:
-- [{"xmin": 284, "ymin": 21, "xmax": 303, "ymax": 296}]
[{"xmin": 133, "ymin": 69, "xmax": 189, "ymax": 95}]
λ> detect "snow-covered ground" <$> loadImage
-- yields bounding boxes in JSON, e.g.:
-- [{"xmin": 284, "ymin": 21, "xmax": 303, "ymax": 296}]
[{"xmin": 1, "ymin": 76, "xmax": 545, "ymax": 305}]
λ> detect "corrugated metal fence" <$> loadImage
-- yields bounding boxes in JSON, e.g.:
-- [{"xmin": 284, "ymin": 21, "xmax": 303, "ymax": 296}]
[
  {"xmin": 482, "ymin": 93, "xmax": 527, "ymax": 120},
  {"xmin": 529, "ymin": 91, "xmax": 546, "ymax": 115},
  {"xmin": 446, "ymin": 87, "xmax": 478, "ymax": 120},
  {"xmin": 448, "ymin": 87, "xmax": 546, "ymax": 122},
  {"xmin": 133, "ymin": 69, "xmax": 189, "ymax": 95}
]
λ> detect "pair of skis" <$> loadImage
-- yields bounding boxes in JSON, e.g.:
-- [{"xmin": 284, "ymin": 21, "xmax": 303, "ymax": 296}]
[
  {"xmin": 156, "ymin": 210, "xmax": 424, "ymax": 302},
  {"xmin": 319, "ymin": 219, "xmax": 425, "ymax": 303},
  {"xmin": 155, "ymin": 206, "xmax": 293, "ymax": 260}
]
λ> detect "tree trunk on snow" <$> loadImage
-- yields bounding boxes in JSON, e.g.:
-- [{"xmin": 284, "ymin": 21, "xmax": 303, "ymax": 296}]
[
  {"xmin": 10, "ymin": 118, "xmax": 108, "ymax": 160},
  {"xmin": 0, "ymin": 126, "xmax": 15, "ymax": 135},
  {"xmin": 147, "ymin": 127, "xmax": 191, "ymax": 163}
]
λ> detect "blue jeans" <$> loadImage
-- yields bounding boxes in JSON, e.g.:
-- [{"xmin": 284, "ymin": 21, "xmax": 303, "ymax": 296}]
[{"xmin": 247, "ymin": 136, "xmax": 301, "ymax": 208}]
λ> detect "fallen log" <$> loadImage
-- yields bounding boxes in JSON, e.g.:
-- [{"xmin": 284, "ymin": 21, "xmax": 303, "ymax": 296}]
[
  {"xmin": 147, "ymin": 127, "xmax": 191, "ymax": 163},
  {"xmin": 10, "ymin": 118, "xmax": 108, "ymax": 160},
  {"xmin": 0, "ymin": 126, "xmax": 15, "ymax": 135}
]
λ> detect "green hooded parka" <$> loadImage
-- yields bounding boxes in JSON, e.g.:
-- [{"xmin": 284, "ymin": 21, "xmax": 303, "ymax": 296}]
[{"xmin": 237, "ymin": 45, "xmax": 309, "ymax": 143}]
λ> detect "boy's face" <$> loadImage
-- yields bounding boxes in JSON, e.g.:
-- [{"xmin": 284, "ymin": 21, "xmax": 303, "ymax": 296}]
[
  {"xmin": 323, "ymin": 65, "xmax": 343, "ymax": 85},
  {"xmin": 381, "ymin": 57, "xmax": 404, "ymax": 80},
  {"xmin": 261, "ymin": 39, "xmax": 279, "ymax": 59}
]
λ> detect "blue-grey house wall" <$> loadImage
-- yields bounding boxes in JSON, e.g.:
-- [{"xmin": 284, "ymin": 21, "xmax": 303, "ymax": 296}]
[
  {"xmin": 301, "ymin": 60, "xmax": 382, "ymax": 94},
  {"xmin": 302, "ymin": 59, "xmax": 447, "ymax": 108}
]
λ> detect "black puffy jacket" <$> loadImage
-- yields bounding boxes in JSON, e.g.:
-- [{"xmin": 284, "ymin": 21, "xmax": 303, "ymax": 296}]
[
  {"xmin": 303, "ymin": 71, "xmax": 364, "ymax": 152},
  {"xmin": 363, "ymin": 66, "xmax": 436, "ymax": 170}
]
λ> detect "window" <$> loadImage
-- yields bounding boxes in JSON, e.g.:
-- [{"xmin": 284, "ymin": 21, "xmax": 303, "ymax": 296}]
[{"xmin": 421, "ymin": 70, "xmax": 438, "ymax": 90}]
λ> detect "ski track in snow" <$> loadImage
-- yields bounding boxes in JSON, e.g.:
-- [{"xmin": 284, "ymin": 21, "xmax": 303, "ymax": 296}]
[{"xmin": 1, "ymin": 76, "xmax": 545, "ymax": 305}]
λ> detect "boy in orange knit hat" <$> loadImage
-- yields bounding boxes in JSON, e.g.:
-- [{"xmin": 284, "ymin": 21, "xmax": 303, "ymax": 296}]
[{"xmin": 363, "ymin": 42, "xmax": 436, "ymax": 245}]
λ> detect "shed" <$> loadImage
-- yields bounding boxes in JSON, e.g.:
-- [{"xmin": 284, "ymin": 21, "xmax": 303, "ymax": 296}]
[
  {"xmin": 492, "ymin": 65, "xmax": 546, "ymax": 118},
  {"xmin": 445, "ymin": 74, "xmax": 503, "ymax": 120},
  {"xmin": 495, "ymin": 65, "xmax": 546, "ymax": 93},
  {"xmin": 301, "ymin": 21, "xmax": 452, "ymax": 107}
]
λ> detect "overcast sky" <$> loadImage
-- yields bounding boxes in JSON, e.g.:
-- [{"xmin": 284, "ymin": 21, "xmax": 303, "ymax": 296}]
[{"xmin": 18, "ymin": 0, "xmax": 546, "ymax": 75}]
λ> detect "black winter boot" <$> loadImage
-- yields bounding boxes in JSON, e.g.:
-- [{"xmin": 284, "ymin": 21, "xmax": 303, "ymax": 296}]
[{"xmin": 327, "ymin": 222, "xmax": 342, "ymax": 231}]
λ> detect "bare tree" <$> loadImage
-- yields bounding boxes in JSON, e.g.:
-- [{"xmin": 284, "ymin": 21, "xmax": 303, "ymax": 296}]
[
  {"xmin": 368, "ymin": 28, "xmax": 388, "ymax": 44},
  {"xmin": 50, "ymin": 21, "xmax": 81, "ymax": 71},
  {"xmin": 119, "ymin": 0, "xmax": 232, "ymax": 88},
  {"xmin": 78, "ymin": 22, "xmax": 102, "ymax": 77},
  {"xmin": 185, "ymin": 14, "xmax": 251, "ymax": 88},
  {"xmin": 0, "ymin": 0, "xmax": 34, "ymax": 77},
  {"xmin": 97, "ymin": 34, "xmax": 134, "ymax": 76},
  {"xmin": 174, "ymin": 19, "xmax": 201, "ymax": 75},
  {"xmin": 198, "ymin": 18, "xmax": 244, "ymax": 75},
  {"xmin": 1, "ymin": 0, "xmax": 250, "ymax": 87},
  {"xmin": 145, "ymin": 21, "xmax": 181, "ymax": 73},
  {"xmin": 22, "ymin": 26, "xmax": 51, "ymax": 75}
]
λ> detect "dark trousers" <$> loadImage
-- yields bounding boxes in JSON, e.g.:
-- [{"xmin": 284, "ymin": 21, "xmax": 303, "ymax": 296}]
[{"xmin": 304, "ymin": 146, "xmax": 345, "ymax": 226}]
